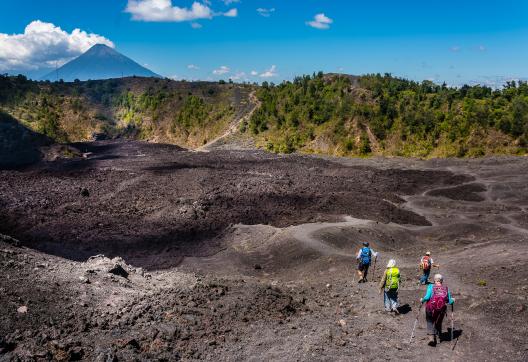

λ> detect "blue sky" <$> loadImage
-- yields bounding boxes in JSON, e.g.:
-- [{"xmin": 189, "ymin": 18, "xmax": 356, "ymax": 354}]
[{"xmin": 0, "ymin": 0, "xmax": 527, "ymax": 86}]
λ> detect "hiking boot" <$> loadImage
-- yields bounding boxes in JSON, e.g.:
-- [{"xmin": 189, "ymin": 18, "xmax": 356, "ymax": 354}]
[{"xmin": 428, "ymin": 335, "xmax": 437, "ymax": 347}]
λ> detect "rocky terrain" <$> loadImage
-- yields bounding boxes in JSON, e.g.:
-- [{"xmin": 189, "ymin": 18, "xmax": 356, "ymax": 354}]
[{"xmin": 1, "ymin": 141, "xmax": 527, "ymax": 361}]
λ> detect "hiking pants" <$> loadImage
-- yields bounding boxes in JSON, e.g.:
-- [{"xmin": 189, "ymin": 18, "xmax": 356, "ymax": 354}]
[
  {"xmin": 420, "ymin": 269, "xmax": 431, "ymax": 284},
  {"xmin": 426, "ymin": 307, "xmax": 446, "ymax": 336},
  {"xmin": 384, "ymin": 289, "xmax": 399, "ymax": 311},
  {"xmin": 358, "ymin": 262, "xmax": 369, "ymax": 279}
]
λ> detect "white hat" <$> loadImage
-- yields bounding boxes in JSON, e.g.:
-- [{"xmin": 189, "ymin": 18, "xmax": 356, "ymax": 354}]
[
  {"xmin": 387, "ymin": 259, "xmax": 396, "ymax": 268},
  {"xmin": 434, "ymin": 274, "xmax": 443, "ymax": 282},
  {"xmin": 425, "ymin": 251, "xmax": 431, "ymax": 256}
]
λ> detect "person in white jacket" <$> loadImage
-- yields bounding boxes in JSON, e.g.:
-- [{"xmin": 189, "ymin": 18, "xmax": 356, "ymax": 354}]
[{"xmin": 356, "ymin": 242, "xmax": 379, "ymax": 283}]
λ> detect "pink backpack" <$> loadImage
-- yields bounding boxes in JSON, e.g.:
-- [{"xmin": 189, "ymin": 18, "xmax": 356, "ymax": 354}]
[{"xmin": 426, "ymin": 285, "xmax": 449, "ymax": 313}]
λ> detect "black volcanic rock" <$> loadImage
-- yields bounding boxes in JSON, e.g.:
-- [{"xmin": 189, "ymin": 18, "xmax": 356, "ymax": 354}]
[{"xmin": 41, "ymin": 44, "xmax": 161, "ymax": 82}]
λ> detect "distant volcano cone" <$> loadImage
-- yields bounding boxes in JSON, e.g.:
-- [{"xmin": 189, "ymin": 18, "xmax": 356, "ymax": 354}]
[{"xmin": 41, "ymin": 44, "xmax": 161, "ymax": 82}]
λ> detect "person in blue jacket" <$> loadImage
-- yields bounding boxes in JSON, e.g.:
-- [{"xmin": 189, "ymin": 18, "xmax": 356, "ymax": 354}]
[{"xmin": 420, "ymin": 274, "xmax": 455, "ymax": 346}]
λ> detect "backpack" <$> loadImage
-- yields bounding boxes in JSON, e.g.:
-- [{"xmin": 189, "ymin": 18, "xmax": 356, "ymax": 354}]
[
  {"xmin": 426, "ymin": 285, "xmax": 449, "ymax": 313},
  {"xmin": 360, "ymin": 247, "xmax": 371, "ymax": 265},
  {"xmin": 421, "ymin": 256, "xmax": 431, "ymax": 271},
  {"xmin": 385, "ymin": 267, "xmax": 400, "ymax": 291}
]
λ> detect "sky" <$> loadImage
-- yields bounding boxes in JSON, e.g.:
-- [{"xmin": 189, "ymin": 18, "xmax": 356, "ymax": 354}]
[{"xmin": 0, "ymin": 0, "xmax": 527, "ymax": 86}]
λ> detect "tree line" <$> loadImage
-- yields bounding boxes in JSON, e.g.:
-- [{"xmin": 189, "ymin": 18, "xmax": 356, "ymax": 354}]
[{"xmin": 247, "ymin": 72, "xmax": 528, "ymax": 156}]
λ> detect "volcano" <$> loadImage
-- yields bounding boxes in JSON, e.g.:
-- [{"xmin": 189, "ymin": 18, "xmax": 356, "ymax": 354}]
[{"xmin": 41, "ymin": 44, "xmax": 161, "ymax": 82}]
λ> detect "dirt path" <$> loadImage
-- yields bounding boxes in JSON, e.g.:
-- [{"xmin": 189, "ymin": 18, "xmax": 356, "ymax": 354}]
[
  {"xmin": 289, "ymin": 216, "xmax": 372, "ymax": 257},
  {"xmin": 197, "ymin": 90, "xmax": 260, "ymax": 152}
]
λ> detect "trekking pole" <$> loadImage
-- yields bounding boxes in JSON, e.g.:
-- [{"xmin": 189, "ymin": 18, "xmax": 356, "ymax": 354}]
[
  {"xmin": 372, "ymin": 256, "xmax": 377, "ymax": 281},
  {"xmin": 409, "ymin": 302, "xmax": 423, "ymax": 344},
  {"xmin": 450, "ymin": 304, "xmax": 454, "ymax": 341},
  {"xmin": 451, "ymin": 304, "xmax": 459, "ymax": 350}
]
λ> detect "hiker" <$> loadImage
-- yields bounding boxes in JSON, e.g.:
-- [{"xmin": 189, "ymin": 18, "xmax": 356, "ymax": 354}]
[
  {"xmin": 420, "ymin": 273, "xmax": 455, "ymax": 346},
  {"xmin": 356, "ymin": 242, "xmax": 378, "ymax": 283},
  {"xmin": 378, "ymin": 259, "xmax": 400, "ymax": 314},
  {"xmin": 419, "ymin": 251, "xmax": 439, "ymax": 285}
]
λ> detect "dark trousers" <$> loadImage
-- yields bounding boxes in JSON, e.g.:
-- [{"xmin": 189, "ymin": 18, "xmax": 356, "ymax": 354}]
[
  {"xmin": 426, "ymin": 307, "xmax": 446, "ymax": 336},
  {"xmin": 358, "ymin": 263, "xmax": 369, "ymax": 279}
]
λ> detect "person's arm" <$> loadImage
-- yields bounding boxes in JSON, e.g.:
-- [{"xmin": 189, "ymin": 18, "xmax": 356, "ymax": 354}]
[
  {"xmin": 356, "ymin": 249, "xmax": 361, "ymax": 259},
  {"xmin": 371, "ymin": 249, "xmax": 379, "ymax": 258},
  {"xmin": 378, "ymin": 271, "xmax": 387, "ymax": 292},
  {"xmin": 420, "ymin": 284, "xmax": 433, "ymax": 302},
  {"xmin": 431, "ymin": 258, "xmax": 440, "ymax": 268}
]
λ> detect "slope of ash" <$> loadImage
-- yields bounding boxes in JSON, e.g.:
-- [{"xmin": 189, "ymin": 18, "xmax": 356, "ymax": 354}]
[
  {"xmin": 0, "ymin": 140, "xmax": 467, "ymax": 269},
  {"xmin": 2, "ymin": 141, "xmax": 527, "ymax": 361}
]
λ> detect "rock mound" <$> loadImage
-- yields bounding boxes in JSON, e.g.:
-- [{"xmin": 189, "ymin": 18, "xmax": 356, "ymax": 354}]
[{"xmin": 0, "ymin": 112, "xmax": 52, "ymax": 169}]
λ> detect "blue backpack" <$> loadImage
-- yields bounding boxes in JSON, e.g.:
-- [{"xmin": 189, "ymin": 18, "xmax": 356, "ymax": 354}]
[{"xmin": 360, "ymin": 247, "xmax": 371, "ymax": 265}]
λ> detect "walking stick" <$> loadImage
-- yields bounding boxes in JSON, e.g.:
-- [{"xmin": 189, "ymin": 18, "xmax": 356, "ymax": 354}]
[
  {"xmin": 450, "ymin": 304, "xmax": 454, "ymax": 341},
  {"xmin": 409, "ymin": 302, "xmax": 423, "ymax": 344},
  {"xmin": 451, "ymin": 304, "xmax": 459, "ymax": 350},
  {"xmin": 372, "ymin": 256, "xmax": 377, "ymax": 281}
]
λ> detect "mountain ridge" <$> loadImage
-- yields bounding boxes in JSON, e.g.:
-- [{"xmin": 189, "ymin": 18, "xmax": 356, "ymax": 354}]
[{"xmin": 1, "ymin": 73, "xmax": 527, "ymax": 158}]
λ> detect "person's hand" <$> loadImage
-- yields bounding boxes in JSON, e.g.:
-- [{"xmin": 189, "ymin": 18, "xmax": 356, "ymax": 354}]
[
  {"xmin": 419, "ymin": 298, "xmax": 423, "ymax": 303},
  {"xmin": 451, "ymin": 298, "xmax": 455, "ymax": 303},
  {"xmin": 378, "ymin": 289, "xmax": 382, "ymax": 295}
]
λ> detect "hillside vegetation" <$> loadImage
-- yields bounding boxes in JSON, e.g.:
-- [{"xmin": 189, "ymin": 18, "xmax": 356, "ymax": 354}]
[
  {"xmin": 1, "ymin": 73, "xmax": 528, "ymax": 157},
  {"xmin": 0, "ymin": 75, "xmax": 253, "ymax": 148},
  {"xmin": 245, "ymin": 73, "xmax": 528, "ymax": 157}
]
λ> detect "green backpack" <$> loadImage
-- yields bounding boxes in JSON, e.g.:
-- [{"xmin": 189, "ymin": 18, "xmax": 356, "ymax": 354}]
[{"xmin": 385, "ymin": 267, "xmax": 400, "ymax": 291}]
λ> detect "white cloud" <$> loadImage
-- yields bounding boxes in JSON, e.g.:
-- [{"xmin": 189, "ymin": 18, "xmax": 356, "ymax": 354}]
[
  {"xmin": 257, "ymin": 8, "xmax": 275, "ymax": 17},
  {"xmin": 260, "ymin": 65, "xmax": 277, "ymax": 78},
  {"xmin": 125, "ymin": 0, "xmax": 237, "ymax": 22},
  {"xmin": 0, "ymin": 20, "xmax": 114, "ymax": 71},
  {"xmin": 190, "ymin": 22, "xmax": 203, "ymax": 29},
  {"xmin": 187, "ymin": 64, "xmax": 199, "ymax": 70},
  {"xmin": 223, "ymin": 0, "xmax": 240, "ymax": 4},
  {"xmin": 213, "ymin": 65, "xmax": 230, "ymax": 75},
  {"xmin": 231, "ymin": 71, "xmax": 246, "ymax": 80},
  {"xmin": 478, "ymin": 45, "xmax": 486, "ymax": 52},
  {"xmin": 450, "ymin": 46, "xmax": 461, "ymax": 52},
  {"xmin": 250, "ymin": 70, "xmax": 258, "ymax": 76},
  {"xmin": 307, "ymin": 13, "xmax": 333, "ymax": 30},
  {"xmin": 223, "ymin": 8, "xmax": 238, "ymax": 17}
]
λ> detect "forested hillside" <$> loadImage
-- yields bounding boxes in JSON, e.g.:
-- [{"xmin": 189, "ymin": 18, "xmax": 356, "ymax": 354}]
[
  {"xmin": 1, "ymin": 73, "xmax": 528, "ymax": 157},
  {"xmin": 0, "ymin": 75, "xmax": 253, "ymax": 148},
  {"xmin": 246, "ymin": 73, "xmax": 528, "ymax": 157}
]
